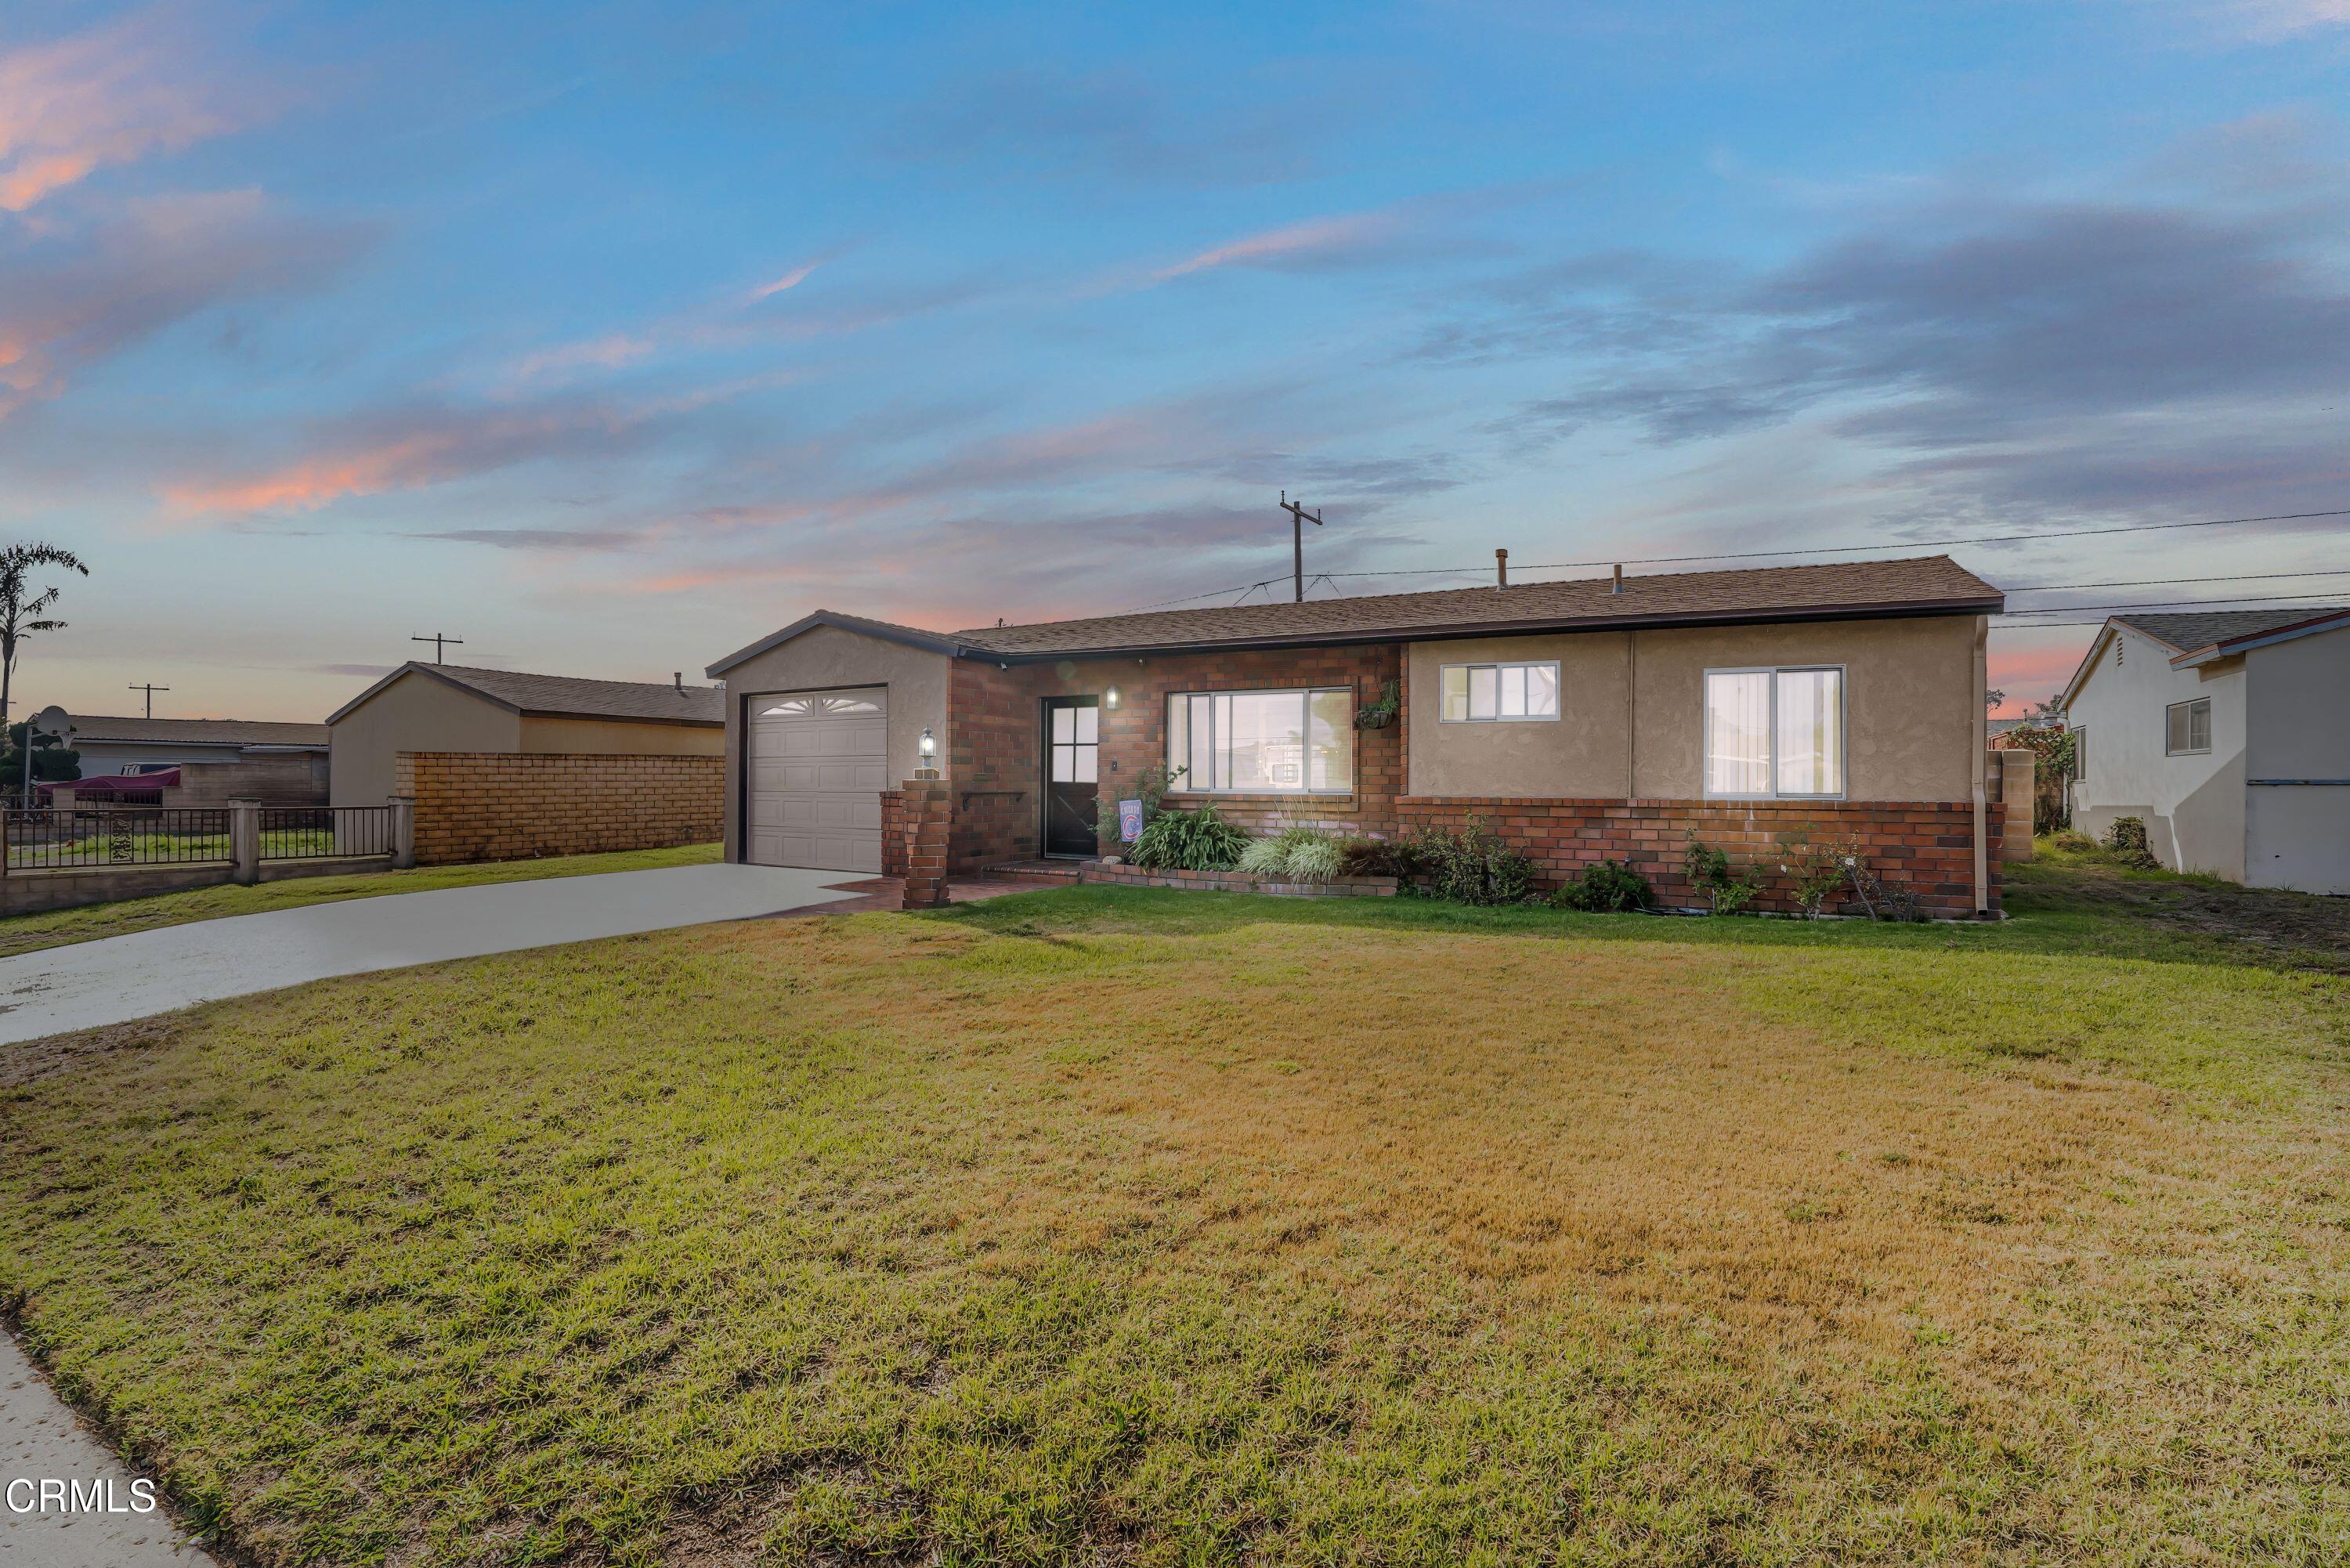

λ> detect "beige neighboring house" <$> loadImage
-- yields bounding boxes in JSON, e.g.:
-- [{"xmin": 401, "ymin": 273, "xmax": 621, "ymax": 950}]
[
  {"xmin": 2059, "ymin": 607, "xmax": 2350, "ymax": 893},
  {"xmin": 325, "ymin": 663, "xmax": 725, "ymax": 808},
  {"xmin": 66, "ymin": 715, "xmax": 331, "ymax": 804}
]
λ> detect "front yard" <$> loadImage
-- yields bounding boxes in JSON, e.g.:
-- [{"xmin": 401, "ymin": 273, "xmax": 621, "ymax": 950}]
[{"xmin": 2, "ymin": 860, "xmax": 2345, "ymax": 1564}]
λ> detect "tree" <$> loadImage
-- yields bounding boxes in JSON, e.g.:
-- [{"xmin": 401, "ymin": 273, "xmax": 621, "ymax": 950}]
[
  {"xmin": 0, "ymin": 542, "xmax": 89, "ymax": 805},
  {"xmin": 0, "ymin": 723, "xmax": 78, "ymax": 789}
]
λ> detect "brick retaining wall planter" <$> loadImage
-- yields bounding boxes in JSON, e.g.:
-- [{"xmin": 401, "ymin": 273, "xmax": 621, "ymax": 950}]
[
  {"xmin": 1079, "ymin": 863, "xmax": 1397, "ymax": 898},
  {"xmin": 1396, "ymin": 795, "xmax": 1998, "ymax": 919}
]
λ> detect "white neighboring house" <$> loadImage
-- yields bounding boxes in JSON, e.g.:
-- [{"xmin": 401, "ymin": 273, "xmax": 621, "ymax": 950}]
[{"xmin": 2059, "ymin": 607, "xmax": 2350, "ymax": 893}]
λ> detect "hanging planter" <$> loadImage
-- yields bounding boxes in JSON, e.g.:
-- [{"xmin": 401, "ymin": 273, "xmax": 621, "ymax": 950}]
[{"xmin": 1354, "ymin": 679, "xmax": 1400, "ymax": 730}]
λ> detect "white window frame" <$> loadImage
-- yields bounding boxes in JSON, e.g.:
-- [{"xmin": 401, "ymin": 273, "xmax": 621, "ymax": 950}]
[
  {"xmin": 1437, "ymin": 660, "xmax": 1562, "ymax": 723},
  {"xmin": 1166, "ymin": 687, "xmax": 1354, "ymax": 795},
  {"xmin": 2164, "ymin": 698, "xmax": 2211, "ymax": 757},
  {"xmin": 2073, "ymin": 725, "xmax": 2087, "ymax": 783},
  {"xmin": 1701, "ymin": 664, "xmax": 1848, "ymax": 800}
]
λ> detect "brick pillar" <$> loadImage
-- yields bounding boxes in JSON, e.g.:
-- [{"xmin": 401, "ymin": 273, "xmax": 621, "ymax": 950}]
[{"xmin": 901, "ymin": 780, "xmax": 952, "ymax": 909}]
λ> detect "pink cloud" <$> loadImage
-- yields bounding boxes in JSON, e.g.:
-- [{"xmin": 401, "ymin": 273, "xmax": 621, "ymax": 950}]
[
  {"xmin": 0, "ymin": 13, "xmax": 248, "ymax": 211},
  {"xmin": 748, "ymin": 260, "xmax": 819, "ymax": 301},
  {"xmin": 508, "ymin": 333, "xmax": 656, "ymax": 381},
  {"xmin": 1152, "ymin": 211, "xmax": 1405, "ymax": 283}
]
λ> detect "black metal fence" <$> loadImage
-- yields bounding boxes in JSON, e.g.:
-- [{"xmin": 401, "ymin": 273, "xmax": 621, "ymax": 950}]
[
  {"xmin": 3, "ymin": 807, "xmax": 234, "ymax": 870},
  {"xmin": 258, "ymin": 806, "xmax": 394, "ymax": 861}
]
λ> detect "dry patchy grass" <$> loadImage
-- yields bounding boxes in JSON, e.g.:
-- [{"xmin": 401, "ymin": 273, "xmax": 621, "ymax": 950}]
[{"xmin": 1, "ymin": 886, "xmax": 2345, "ymax": 1566}]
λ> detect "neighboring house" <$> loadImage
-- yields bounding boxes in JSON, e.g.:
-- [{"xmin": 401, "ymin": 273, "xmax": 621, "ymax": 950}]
[
  {"xmin": 65, "ymin": 715, "xmax": 331, "ymax": 804},
  {"xmin": 325, "ymin": 663, "xmax": 725, "ymax": 807},
  {"xmin": 704, "ymin": 555, "xmax": 2011, "ymax": 914},
  {"xmin": 2059, "ymin": 606, "xmax": 2350, "ymax": 893}
]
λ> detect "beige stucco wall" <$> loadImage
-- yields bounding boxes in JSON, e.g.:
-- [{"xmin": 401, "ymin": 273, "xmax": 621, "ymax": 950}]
[
  {"xmin": 713, "ymin": 623, "xmax": 953, "ymax": 862},
  {"xmin": 2243, "ymin": 624, "xmax": 2350, "ymax": 893},
  {"xmin": 329, "ymin": 674, "xmax": 519, "ymax": 808},
  {"xmin": 520, "ymin": 715, "xmax": 724, "ymax": 756},
  {"xmin": 1408, "ymin": 614, "xmax": 1983, "ymax": 802}
]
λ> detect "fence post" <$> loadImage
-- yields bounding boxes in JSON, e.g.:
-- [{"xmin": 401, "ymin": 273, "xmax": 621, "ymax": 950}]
[
  {"xmin": 390, "ymin": 796, "xmax": 417, "ymax": 869},
  {"xmin": 230, "ymin": 799, "xmax": 260, "ymax": 885}
]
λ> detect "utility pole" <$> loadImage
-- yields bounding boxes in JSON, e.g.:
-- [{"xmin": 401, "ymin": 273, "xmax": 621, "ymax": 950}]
[
  {"xmin": 411, "ymin": 633, "xmax": 464, "ymax": 663},
  {"xmin": 128, "ymin": 682, "xmax": 169, "ymax": 718},
  {"xmin": 1279, "ymin": 491, "xmax": 1324, "ymax": 603}
]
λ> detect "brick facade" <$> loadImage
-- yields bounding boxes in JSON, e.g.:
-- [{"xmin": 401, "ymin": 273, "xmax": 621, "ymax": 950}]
[
  {"xmin": 942, "ymin": 643, "xmax": 1405, "ymax": 873},
  {"xmin": 1394, "ymin": 796, "xmax": 2000, "ymax": 917},
  {"xmin": 396, "ymin": 751, "xmax": 723, "ymax": 866},
  {"xmin": 899, "ymin": 780, "xmax": 951, "ymax": 908}
]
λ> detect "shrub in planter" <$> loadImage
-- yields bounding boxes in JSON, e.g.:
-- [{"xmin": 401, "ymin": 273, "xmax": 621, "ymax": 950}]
[
  {"xmin": 1128, "ymin": 804, "xmax": 1249, "ymax": 871},
  {"xmin": 1336, "ymin": 836, "xmax": 1418, "ymax": 880},
  {"xmin": 1285, "ymin": 836, "xmax": 1346, "ymax": 883},
  {"xmin": 1682, "ymin": 835, "xmax": 1762, "ymax": 915},
  {"xmin": 1235, "ymin": 825, "xmax": 1342, "ymax": 881},
  {"xmin": 1097, "ymin": 763, "xmax": 1188, "ymax": 849},
  {"xmin": 1550, "ymin": 859, "xmax": 1652, "ymax": 912},
  {"xmin": 1408, "ymin": 818, "xmax": 1535, "ymax": 905}
]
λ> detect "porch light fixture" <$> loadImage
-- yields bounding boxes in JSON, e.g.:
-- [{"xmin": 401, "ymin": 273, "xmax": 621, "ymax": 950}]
[
  {"xmin": 916, "ymin": 726, "xmax": 939, "ymax": 780},
  {"xmin": 1104, "ymin": 687, "xmax": 1120, "ymax": 710}
]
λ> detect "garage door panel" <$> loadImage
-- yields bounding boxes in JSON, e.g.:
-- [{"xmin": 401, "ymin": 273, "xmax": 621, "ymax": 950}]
[{"xmin": 745, "ymin": 688, "xmax": 888, "ymax": 873}]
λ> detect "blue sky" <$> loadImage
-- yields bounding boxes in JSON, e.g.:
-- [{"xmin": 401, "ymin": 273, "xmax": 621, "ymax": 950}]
[{"xmin": 3, "ymin": 0, "xmax": 2347, "ymax": 722}]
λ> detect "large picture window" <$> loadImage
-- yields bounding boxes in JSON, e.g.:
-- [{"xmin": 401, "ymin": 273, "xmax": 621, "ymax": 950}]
[
  {"xmin": 1166, "ymin": 688, "xmax": 1354, "ymax": 793},
  {"xmin": 1439, "ymin": 660, "xmax": 1560, "ymax": 722},
  {"xmin": 1703, "ymin": 667, "xmax": 1845, "ymax": 798}
]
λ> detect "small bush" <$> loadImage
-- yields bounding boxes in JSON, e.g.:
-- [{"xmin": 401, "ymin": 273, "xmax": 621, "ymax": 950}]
[
  {"xmin": 1408, "ymin": 818, "xmax": 1535, "ymax": 905},
  {"xmin": 1336, "ymin": 836, "xmax": 1418, "ymax": 880},
  {"xmin": 1682, "ymin": 835, "xmax": 1763, "ymax": 916},
  {"xmin": 1550, "ymin": 859, "xmax": 1652, "ymax": 912},
  {"xmin": 1128, "ymin": 805, "xmax": 1249, "ymax": 871},
  {"xmin": 1235, "ymin": 836, "xmax": 1293, "ymax": 877},
  {"xmin": 2102, "ymin": 815, "xmax": 2160, "ymax": 869},
  {"xmin": 1283, "ymin": 836, "xmax": 1346, "ymax": 883},
  {"xmin": 1774, "ymin": 829, "xmax": 1852, "ymax": 919},
  {"xmin": 2053, "ymin": 829, "xmax": 2095, "ymax": 853}
]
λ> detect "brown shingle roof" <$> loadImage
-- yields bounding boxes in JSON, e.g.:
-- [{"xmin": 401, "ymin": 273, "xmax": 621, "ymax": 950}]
[
  {"xmin": 68, "ymin": 715, "xmax": 330, "ymax": 748},
  {"xmin": 947, "ymin": 555, "xmax": 2001, "ymax": 656},
  {"xmin": 327, "ymin": 663, "xmax": 725, "ymax": 727}
]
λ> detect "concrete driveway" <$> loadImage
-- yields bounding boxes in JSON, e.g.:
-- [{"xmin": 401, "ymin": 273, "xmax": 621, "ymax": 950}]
[{"xmin": 0, "ymin": 862, "xmax": 859, "ymax": 1046}]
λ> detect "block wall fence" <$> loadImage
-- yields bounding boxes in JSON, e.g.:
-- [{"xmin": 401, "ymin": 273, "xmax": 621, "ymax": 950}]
[{"xmin": 396, "ymin": 751, "xmax": 723, "ymax": 866}]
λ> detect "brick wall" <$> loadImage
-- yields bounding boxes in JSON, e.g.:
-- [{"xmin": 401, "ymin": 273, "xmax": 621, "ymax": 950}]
[
  {"xmin": 396, "ymin": 751, "xmax": 723, "ymax": 865},
  {"xmin": 880, "ymin": 788, "xmax": 908, "ymax": 877},
  {"xmin": 944, "ymin": 644, "xmax": 1405, "ymax": 873},
  {"xmin": 1394, "ymin": 796, "xmax": 2000, "ymax": 917}
]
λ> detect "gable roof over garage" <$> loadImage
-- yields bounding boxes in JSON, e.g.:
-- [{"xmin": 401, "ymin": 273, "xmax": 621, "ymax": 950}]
[{"xmin": 327, "ymin": 663, "xmax": 725, "ymax": 728}]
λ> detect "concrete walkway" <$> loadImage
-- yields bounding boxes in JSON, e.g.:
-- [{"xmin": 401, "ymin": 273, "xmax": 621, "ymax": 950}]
[
  {"xmin": 0, "ymin": 862, "xmax": 859, "ymax": 1046},
  {"xmin": 2, "ymin": 1331, "xmax": 216, "ymax": 1566}
]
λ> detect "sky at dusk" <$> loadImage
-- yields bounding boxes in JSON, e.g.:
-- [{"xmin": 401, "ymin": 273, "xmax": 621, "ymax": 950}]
[{"xmin": 3, "ymin": 0, "xmax": 2348, "ymax": 724}]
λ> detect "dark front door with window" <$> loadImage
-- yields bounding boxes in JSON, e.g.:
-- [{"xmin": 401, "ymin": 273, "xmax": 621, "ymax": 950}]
[{"xmin": 1043, "ymin": 697, "xmax": 1099, "ymax": 858}]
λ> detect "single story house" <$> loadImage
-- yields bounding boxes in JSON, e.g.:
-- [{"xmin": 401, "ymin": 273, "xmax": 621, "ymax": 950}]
[
  {"xmin": 705, "ymin": 555, "xmax": 2011, "ymax": 915},
  {"xmin": 64, "ymin": 715, "xmax": 331, "ymax": 804},
  {"xmin": 326, "ymin": 663, "xmax": 724, "ymax": 808},
  {"xmin": 2059, "ymin": 605, "xmax": 2349, "ymax": 893}
]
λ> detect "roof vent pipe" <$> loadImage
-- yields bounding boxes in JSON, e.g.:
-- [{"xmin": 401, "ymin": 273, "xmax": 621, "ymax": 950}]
[
  {"xmin": 1611, "ymin": 563, "xmax": 1624, "ymax": 594},
  {"xmin": 673, "ymin": 671, "xmax": 684, "ymax": 693},
  {"xmin": 1495, "ymin": 548, "xmax": 1509, "ymax": 588}
]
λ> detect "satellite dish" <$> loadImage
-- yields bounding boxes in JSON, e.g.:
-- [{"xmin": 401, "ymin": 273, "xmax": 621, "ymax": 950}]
[{"xmin": 30, "ymin": 706, "xmax": 70, "ymax": 737}]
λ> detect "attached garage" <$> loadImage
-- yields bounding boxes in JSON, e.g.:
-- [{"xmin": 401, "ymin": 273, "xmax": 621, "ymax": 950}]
[{"xmin": 745, "ymin": 688, "xmax": 890, "ymax": 872}]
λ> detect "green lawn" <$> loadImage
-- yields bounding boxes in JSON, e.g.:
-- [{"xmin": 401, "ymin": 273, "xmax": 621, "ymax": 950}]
[
  {"xmin": 1, "ymin": 854, "xmax": 2345, "ymax": 1565},
  {"xmin": 0, "ymin": 841, "xmax": 721, "ymax": 959}
]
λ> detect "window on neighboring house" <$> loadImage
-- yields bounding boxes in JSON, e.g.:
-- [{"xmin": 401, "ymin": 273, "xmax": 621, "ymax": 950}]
[
  {"xmin": 1166, "ymin": 688, "xmax": 1354, "ymax": 793},
  {"xmin": 2073, "ymin": 726, "xmax": 2088, "ymax": 782},
  {"xmin": 2165, "ymin": 698, "xmax": 2211, "ymax": 756},
  {"xmin": 1702, "ymin": 667, "xmax": 1846, "ymax": 798},
  {"xmin": 1439, "ymin": 660, "xmax": 1561, "ymax": 722}
]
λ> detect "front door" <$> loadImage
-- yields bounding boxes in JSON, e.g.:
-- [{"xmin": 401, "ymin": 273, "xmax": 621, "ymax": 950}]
[{"xmin": 1043, "ymin": 697, "xmax": 1099, "ymax": 858}]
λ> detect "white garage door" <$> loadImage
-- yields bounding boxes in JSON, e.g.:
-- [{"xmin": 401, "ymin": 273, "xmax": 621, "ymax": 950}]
[{"xmin": 747, "ymin": 688, "xmax": 888, "ymax": 873}]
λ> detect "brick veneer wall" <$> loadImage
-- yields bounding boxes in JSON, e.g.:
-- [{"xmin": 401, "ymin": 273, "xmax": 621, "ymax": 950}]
[
  {"xmin": 944, "ymin": 643, "xmax": 1406, "ymax": 873},
  {"xmin": 396, "ymin": 751, "xmax": 723, "ymax": 865},
  {"xmin": 1394, "ymin": 796, "xmax": 2001, "ymax": 917},
  {"xmin": 880, "ymin": 789, "xmax": 908, "ymax": 877}
]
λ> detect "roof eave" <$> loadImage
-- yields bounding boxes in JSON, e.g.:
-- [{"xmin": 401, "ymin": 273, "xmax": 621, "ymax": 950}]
[
  {"xmin": 705, "ymin": 610, "xmax": 962, "ymax": 677},
  {"xmin": 2170, "ymin": 608, "xmax": 2350, "ymax": 666},
  {"xmin": 961, "ymin": 595, "xmax": 2004, "ymax": 663}
]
